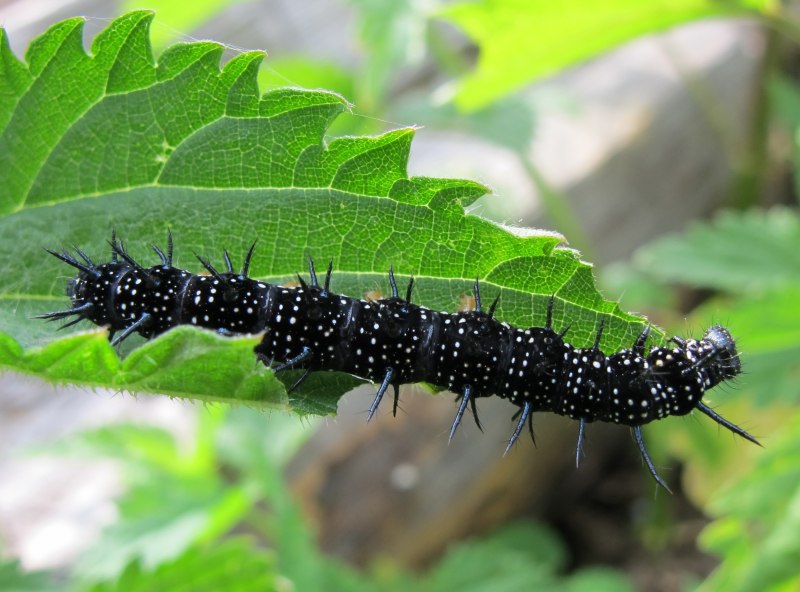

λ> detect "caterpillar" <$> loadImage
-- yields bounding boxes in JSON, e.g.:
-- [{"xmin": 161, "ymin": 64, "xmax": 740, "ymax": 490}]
[{"xmin": 38, "ymin": 233, "xmax": 759, "ymax": 491}]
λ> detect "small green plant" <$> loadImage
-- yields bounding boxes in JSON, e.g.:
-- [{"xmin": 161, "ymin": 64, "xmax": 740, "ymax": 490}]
[{"xmin": 2, "ymin": 407, "xmax": 635, "ymax": 591}]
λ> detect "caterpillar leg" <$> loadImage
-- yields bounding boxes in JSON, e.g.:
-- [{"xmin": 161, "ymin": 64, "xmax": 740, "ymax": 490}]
[
  {"xmin": 696, "ymin": 402, "xmax": 761, "ymax": 446},
  {"xmin": 545, "ymin": 295, "xmax": 554, "ymax": 330},
  {"xmin": 470, "ymin": 395, "xmax": 483, "ymax": 432},
  {"xmin": 510, "ymin": 404, "xmax": 535, "ymax": 445},
  {"xmin": 575, "ymin": 417, "xmax": 586, "ymax": 468},
  {"xmin": 633, "ymin": 426, "xmax": 672, "ymax": 493},
  {"xmin": 504, "ymin": 401, "xmax": 532, "ymax": 455},
  {"xmin": 288, "ymin": 370, "xmax": 311, "ymax": 393},
  {"xmin": 111, "ymin": 312, "xmax": 152, "ymax": 346},
  {"xmin": 58, "ymin": 316, "xmax": 88, "ymax": 330},
  {"xmin": 255, "ymin": 352, "xmax": 273, "ymax": 368},
  {"xmin": 108, "ymin": 229, "xmax": 118, "ymax": 262},
  {"xmin": 71, "ymin": 246, "xmax": 96, "ymax": 268},
  {"xmin": 222, "ymin": 249, "xmax": 235, "ymax": 273},
  {"xmin": 449, "ymin": 384, "xmax": 473, "ymax": 442},
  {"xmin": 240, "ymin": 242, "xmax": 257, "ymax": 276},
  {"xmin": 367, "ymin": 367, "xmax": 397, "ymax": 421},
  {"xmin": 272, "ymin": 347, "xmax": 313, "ymax": 373},
  {"xmin": 392, "ymin": 384, "xmax": 401, "ymax": 416}
]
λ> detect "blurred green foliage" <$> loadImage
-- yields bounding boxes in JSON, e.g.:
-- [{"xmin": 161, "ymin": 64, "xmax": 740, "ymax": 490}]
[
  {"xmin": 7, "ymin": 408, "xmax": 633, "ymax": 591},
  {"xmin": 0, "ymin": 558, "xmax": 53, "ymax": 592},
  {"xmin": 439, "ymin": 0, "xmax": 773, "ymax": 110},
  {"xmin": 699, "ymin": 414, "xmax": 800, "ymax": 592}
]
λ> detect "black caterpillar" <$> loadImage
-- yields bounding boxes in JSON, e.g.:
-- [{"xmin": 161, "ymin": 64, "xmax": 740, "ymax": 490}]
[{"xmin": 39, "ymin": 233, "xmax": 759, "ymax": 491}]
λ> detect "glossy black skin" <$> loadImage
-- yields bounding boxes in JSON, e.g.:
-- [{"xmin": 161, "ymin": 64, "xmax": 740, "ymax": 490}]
[
  {"xmin": 254, "ymin": 286, "xmax": 739, "ymax": 427},
  {"xmin": 68, "ymin": 262, "xmax": 268, "ymax": 338}
]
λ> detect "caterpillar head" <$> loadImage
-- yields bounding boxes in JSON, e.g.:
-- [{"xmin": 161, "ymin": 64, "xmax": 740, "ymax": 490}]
[
  {"xmin": 66, "ymin": 274, "xmax": 82, "ymax": 301},
  {"xmin": 702, "ymin": 325, "xmax": 741, "ymax": 381},
  {"xmin": 66, "ymin": 262, "xmax": 133, "ymax": 328}
]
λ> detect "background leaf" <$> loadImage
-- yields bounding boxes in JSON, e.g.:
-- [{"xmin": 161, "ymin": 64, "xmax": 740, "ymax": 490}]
[
  {"xmin": 699, "ymin": 412, "xmax": 800, "ymax": 592},
  {"xmin": 0, "ymin": 560, "xmax": 57, "ymax": 592},
  {"xmin": 634, "ymin": 208, "xmax": 800, "ymax": 293},
  {"xmin": 419, "ymin": 523, "xmax": 634, "ymax": 592},
  {"xmin": 86, "ymin": 539, "xmax": 280, "ymax": 592},
  {"xmin": 41, "ymin": 412, "xmax": 253, "ymax": 582},
  {"xmin": 439, "ymin": 0, "xmax": 771, "ymax": 110}
]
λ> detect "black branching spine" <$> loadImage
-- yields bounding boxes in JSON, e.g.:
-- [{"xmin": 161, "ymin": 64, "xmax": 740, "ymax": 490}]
[{"xmin": 39, "ymin": 234, "xmax": 760, "ymax": 491}]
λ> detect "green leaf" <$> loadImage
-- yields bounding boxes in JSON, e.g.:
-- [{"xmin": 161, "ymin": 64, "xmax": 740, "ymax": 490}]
[
  {"xmin": 0, "ymin": 559, "xmax": 58, "ymax": 592},
  {"xmin": 440, "ymin": 0, "xmax": 770, "ymax": 110},
  {"xmin": 634, "ymin": 207, "xmax": 800, "ymax": 294},
  {"xmin": 86, "ymin": 539, "xmax": 279, "ymax": 592},
  {"xmin": 420, "ymin": 523, "xmax": 633, "ymax": 592},
  {"xmin": 421, "ymin": 522, "xmax": 567, "ymax": 592},
  {"xmin": 714, "ymin": 287, "xmax": 800, "ymax": 406},
  {"xmin": 0, "ymin": 11, "xmax": 656, "ymax": 415},
  {"xmin": 699, "ymin": 411, "xmax": 800, "ymax": 592},
  {"xmin": 77, "ymin": 476, "xmax": 251, "ymax": 581},
  {"xmin": 562, "ymin": 568, "xmax": 635, "ymax": 592},
  {"xmin": 38, "ymin": 420, "xmax": 251, "ymax": 582},
  {"xmin": 215, "ymin": 406, "xmax": 318, "ymax": 470},
  {"xmin": 1, "ymin": 329, "xmax": 283, "ymax": 408},
  {"xmin": 49, "ymin": 408, "xmax": 358, "ymax": 588},
  {"xmin": 214, "ymin": 409, "xmax": 370, "ymax": 592}
]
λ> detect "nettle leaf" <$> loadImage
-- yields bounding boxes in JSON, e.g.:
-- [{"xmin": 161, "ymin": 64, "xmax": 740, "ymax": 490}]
[
  {"xmin": 440, "ymin": 0, "xmax": 770, "ymax": 111},
  {"xmin": 698, "ymin": 411, "xmax": 800, "ymax": 592},
  {"xmin": 421, "ymin": 522, "xmax": 633, "ymax": 592},
  {"xmin": 634, "ymin": 208, "xmax": 800, "ymax": 294},
  {"xmin": 0, "ymin": 559, "xmax": 58, "ymax": 592},
  {"xmin": 86, "ymin": 539, "xmax": 279, "ymax": 592},
  {"xmin": 0, "ymin": 11, "xmax": 653, "ymax": 415}
]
